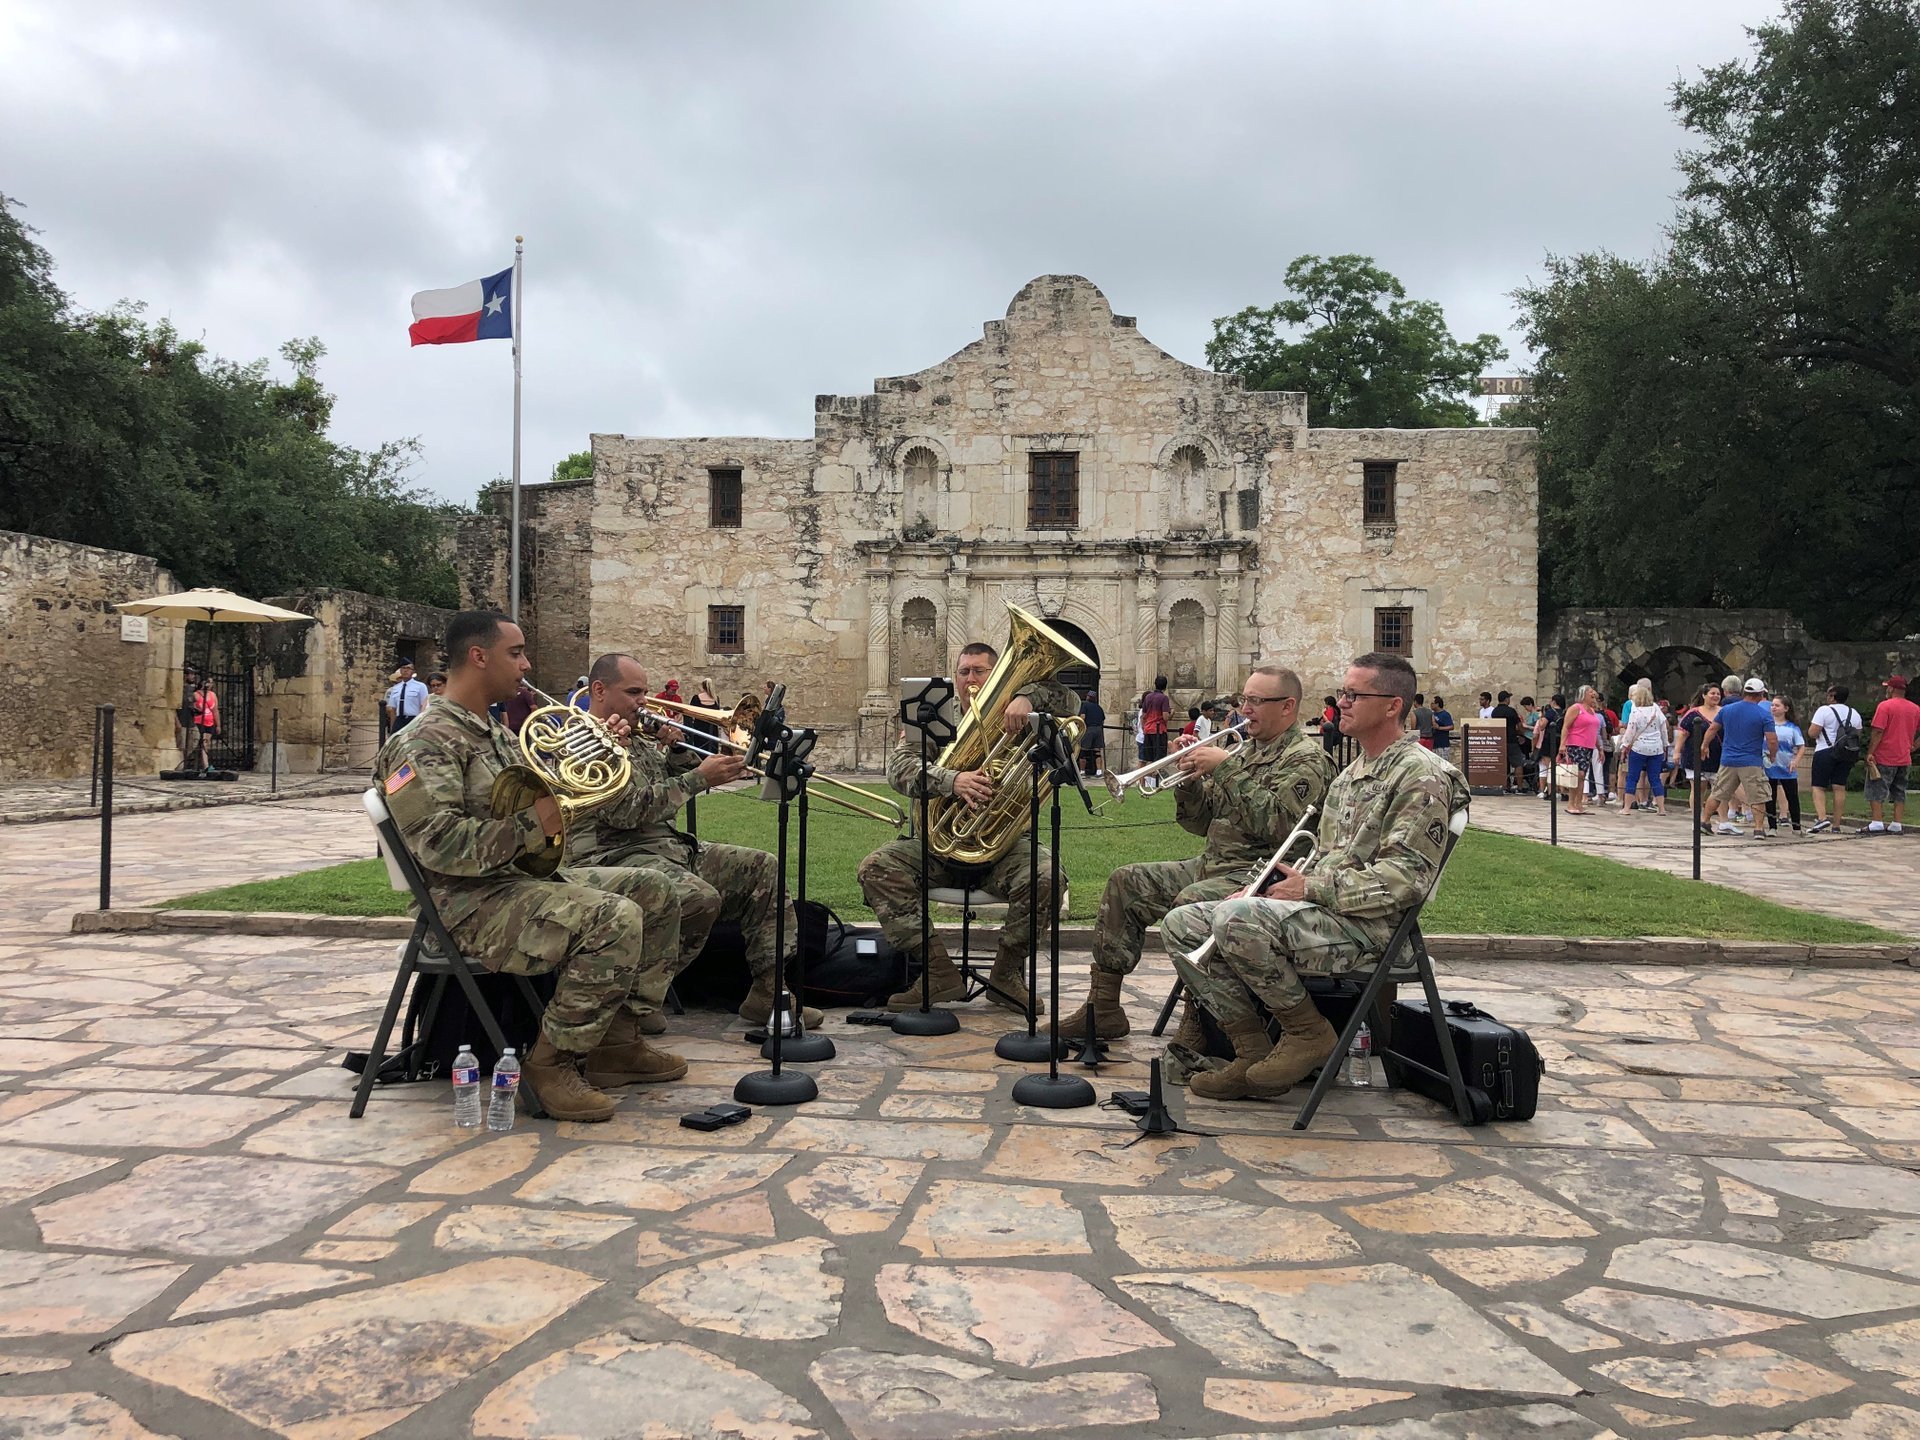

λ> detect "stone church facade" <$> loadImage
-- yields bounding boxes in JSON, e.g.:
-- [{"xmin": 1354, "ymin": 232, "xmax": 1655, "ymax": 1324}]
[{"xmin": 516, "ymin": 276, "xmax": 1534, "ymax": 768}]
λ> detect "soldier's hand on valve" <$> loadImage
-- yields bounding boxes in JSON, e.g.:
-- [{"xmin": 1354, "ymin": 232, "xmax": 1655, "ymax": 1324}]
[
  {"xmin": 1001, "ymin": 696, "xmax": 1035, "ymax": 735},
  {"xmin": 604, "ymin": 714, "xmax": 634, "ymax": 744},
  {"xmin": 954, "ymin": 770, "xmax": 994, "ymax": 809},
  {"xmin": 1259, "ymin": 861, "xmax": 1309, "ymax": 903},
  {"xmin": 696, "ymin": 753, "xmax": 748, "ymax": 787},
  {"xmin": 1179, "ymin": 743, "xmax": 1229, "ymax": 778}
]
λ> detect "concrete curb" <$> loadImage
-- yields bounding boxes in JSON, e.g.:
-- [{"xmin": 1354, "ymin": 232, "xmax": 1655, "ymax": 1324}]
[
  {"xmin": 72, "ymin": 907, "xmax": 1918, "ymax": 968},
  {"xmin": 9, "ymin": 779, "xmax": 368, "ymax": 825}
]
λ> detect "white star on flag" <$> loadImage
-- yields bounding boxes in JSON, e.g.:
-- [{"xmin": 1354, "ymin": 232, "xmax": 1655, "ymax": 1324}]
[{"xmin": 484, "ymin": 293, "xmax": 505, "ymax": 317}]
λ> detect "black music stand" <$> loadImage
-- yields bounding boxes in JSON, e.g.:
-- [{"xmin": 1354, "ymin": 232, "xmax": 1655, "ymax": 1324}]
[
  {"xmin": 996, "ymin": 724, "xmax": 1066, "ymax": 1063},
  {"xmin": 735, "ymin": 714, "xmax": 831, "ymax": 1106},
  {"xmin": 894, "ymin": 678, "xmax": 960, "ymax": 1038},
  {"xmin": 1012, "ymin": 715, "xmax": 1094, "ymax": 1109}
]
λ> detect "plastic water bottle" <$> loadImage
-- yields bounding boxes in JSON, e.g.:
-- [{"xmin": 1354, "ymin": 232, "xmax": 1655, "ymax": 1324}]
[
  {"xmin": 1345, "ymin": 1024, "xmax": 1373, "ymax": 1087},
  {"xmin": 486, "ymin": 1048, "xmax": 520, "ymax": 1132},
  {"xmin": 451, "ymin": 1044, "xmax": 482, "ymax": 1129}
]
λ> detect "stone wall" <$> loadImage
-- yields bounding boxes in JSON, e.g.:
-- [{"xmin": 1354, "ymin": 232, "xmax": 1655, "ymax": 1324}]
[
  {"xmin": 255, "ymin": 589, "xmax": 462, "ymax": 772},
  {"xmin": 454, "ymin": 478, "xmax": 593, "ymax": 692},
  {"xmin": 0, "ymin": 530, "xmax": 186, "ymax": 779},
  {"xmin": 585, "ymin": 276, "xmax": 1540, "ymax": 768},
  {"xmin": 1544, "ymin": 607, "xmax": 1920, "ymax": 718}
]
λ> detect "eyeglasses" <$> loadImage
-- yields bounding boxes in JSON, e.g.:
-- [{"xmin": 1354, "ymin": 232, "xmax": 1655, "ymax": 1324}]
[
  {"xmin": 1240, "ymin": 694, "xmax": 1292, "ymax": 708},
  {"xmin": 1336, "ymin": 689, "xmax": 1398, "ymax": 704}
]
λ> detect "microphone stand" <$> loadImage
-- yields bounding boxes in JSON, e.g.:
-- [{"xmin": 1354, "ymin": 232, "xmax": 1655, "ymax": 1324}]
[
  {"xmin": 996, "ymin": 716, "xmax": 1064, "ymax": 1063},
  {"xmin": 1012, "ymin": 715, "xmax": 1094, "ymax": 1109},
  {"xmin": 894, "ymin": 678, "xmax": 959, "ymax": 1038},
  {"xmin": 735, "ymin": 718, "xmax": 831, "ymax": 1106}
]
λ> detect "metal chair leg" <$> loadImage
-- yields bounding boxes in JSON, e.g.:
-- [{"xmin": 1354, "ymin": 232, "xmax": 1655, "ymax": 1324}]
[{"xmin": 1150, "ymin": 977, "xmax": 1184, "ymax": 1037}]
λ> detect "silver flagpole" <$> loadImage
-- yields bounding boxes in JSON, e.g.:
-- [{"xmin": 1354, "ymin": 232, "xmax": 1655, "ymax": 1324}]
[{"xmin": 509, "ymin": 235, "xmax": 524, "ymax": 623}]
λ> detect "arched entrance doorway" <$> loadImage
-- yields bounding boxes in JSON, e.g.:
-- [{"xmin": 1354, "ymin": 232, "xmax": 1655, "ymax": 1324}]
[
  {"xmin": 1622, "ymin": 645, "xmax": 1726, "ymax": 710},
  {"xmin": 1046, "ymin": 619, "xmax": 1100, "ymax": 699}
]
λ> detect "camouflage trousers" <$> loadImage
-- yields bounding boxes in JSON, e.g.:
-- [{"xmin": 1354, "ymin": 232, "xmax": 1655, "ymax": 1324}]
[
  {"xmin": 448, "ymin": 867, "xmax": 679, "ymax": 1052},
  {"xmin": 1093, "ymin": 856, "xmax": 1248, "ymax": 977},
  {"xmin": 1162, "ymin": 896, "xmax": 1375, "ymax": 1027},
  {"xmin": 589, "ymin": 841, "xmax": 788, "ymax": 982},
  {"xmin": 857, "ymin": 834, "xmax": 1057, "ymax": 968}
]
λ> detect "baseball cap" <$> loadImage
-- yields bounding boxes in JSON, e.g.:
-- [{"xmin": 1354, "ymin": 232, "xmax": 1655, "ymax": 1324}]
[
  {"xmin": 1887, "ymin": 675, "xmax": 1909, "ymax": 689},
  {"xmin": 1742, "ymin": 678, "xmax": 1767, "ymax": 694}
]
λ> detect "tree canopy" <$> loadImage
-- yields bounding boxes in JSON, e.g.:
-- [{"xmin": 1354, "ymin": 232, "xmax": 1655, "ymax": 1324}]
[
  {"xmin": 1207, "ymin": 254, "xmax": 1507, "ymax": 428},
  {"xmin": 0, "ymin": 195, "xmax": 461, "ymax": 607},
  {"xmin": 1515, "ymin": 0, "xmax": 1920, "ymax": 639}
]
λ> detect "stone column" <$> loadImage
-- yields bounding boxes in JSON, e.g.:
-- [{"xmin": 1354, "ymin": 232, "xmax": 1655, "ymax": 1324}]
[
  {"xmin": 945, "ymin": 552, "xmax": 971, "ymax": 663},
  {"xmin": 1215, "ymin": 551, "xmax": 1243, "ymax": 689},
  {"xmin": 1133, "ymin": 554, "xmax": 1160, "ymax": 692},
  {"xmin": 858, "ymin": 565, "xmax": 894, "ymax": 768}
]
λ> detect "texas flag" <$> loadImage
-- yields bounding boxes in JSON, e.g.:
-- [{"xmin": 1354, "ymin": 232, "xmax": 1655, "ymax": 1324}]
[{"xmin": 409, "ymin": 267, "xmax": 513, "ymax": 346}]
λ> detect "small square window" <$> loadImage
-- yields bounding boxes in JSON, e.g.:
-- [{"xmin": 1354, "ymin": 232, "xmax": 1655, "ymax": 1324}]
[
  {"xmin": 1363, "ymin": 462, "xmax": 1398, "ymax": 524},
  {"xmin": 707, "ymin": 605, "xmax": 745, "ymax": 655},
  {"xmin": 1028, "ymin": 452, "xmax": 1079, "ymax": 529},
  {"xmin": 709, "ymin": 468, "xmax": 742, "ymax": 528},
  {"xmin": 1237, "ymin": 488, "xmax": 1260, "ymax": 530},
  {"xmin": 1374, "ymin": 606, "xmax": 1412, "ymax": 657}
]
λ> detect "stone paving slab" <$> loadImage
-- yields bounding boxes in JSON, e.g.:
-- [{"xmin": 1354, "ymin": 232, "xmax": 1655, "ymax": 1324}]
[
  {"xmin": 2, "ymin": 772, "xmax": 369, "ymax": 824},
  {"xmin": 1, "ymin": 908, "xmax": 1919, "ymax": 1437}
]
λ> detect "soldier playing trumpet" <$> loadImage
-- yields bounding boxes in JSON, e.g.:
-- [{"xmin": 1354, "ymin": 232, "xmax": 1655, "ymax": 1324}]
[
  {"xmin": 1063, "ymin": 662, "xmax": 1333, "ymax": 1041},
  {"xmin": 570, "ymin": 652, "xmax": 824, "ymax": 1031}
]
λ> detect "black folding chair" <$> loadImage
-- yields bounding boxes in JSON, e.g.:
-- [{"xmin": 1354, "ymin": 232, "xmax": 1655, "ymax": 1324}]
[
  {"xmin": 1292, "ymin": 807, "xmax": 1475, "ymax": 1130},
  {"xmin": 350, "ymin": 789, "xmax": 547, "ymax": 1119}
]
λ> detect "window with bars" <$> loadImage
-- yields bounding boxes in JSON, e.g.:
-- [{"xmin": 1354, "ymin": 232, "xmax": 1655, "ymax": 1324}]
[
  {"xmin": 1373, "ymin": 606, "xmax": 1412, "ymax": 657},
  {"xmin": 709, "ymin": 468, "xmax": 743, "ymax": 528},
  {"xmin": 707, "ymin": 605, "xmax": 745, "ymax": 655},
  {"xmin": 1028, "ymin": 452, "xmax": 1079, "ymax": 529},
  {"xmin": 1363, "ymin": 462, "xmax": 1398, "ymax": 524}
]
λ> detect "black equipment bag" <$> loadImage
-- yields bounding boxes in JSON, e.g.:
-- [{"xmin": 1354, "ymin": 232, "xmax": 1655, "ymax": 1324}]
[
  {"xmin": 796, "ymin": 899, "xmax": 903, "ymax": 1008},
  {"xmin": 1389, "ymin": 997, "xmax": 1544, "ymax": 1123},
  {"xmin": 344, "ymin": 968, "xmax": 555, "ymax": 1085},
  {"xmin": 1195, "ymin": 975, "xmax": 1366, "ymax": 1060},
  {"xmin": 670, "ymin": 920, "xmax": 752, "ymax": 1011}
]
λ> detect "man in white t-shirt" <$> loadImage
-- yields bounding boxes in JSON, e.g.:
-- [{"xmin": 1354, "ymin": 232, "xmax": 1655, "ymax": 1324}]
[{"xmin": 1807, "ymin": 684, "xmax": 1863, "ymax": 833}]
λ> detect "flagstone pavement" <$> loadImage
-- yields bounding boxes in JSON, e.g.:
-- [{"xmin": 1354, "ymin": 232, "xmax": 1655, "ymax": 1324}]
[{"xmin": 1, "ymin": 808, "xmax": 1919, "ymax": 1436}]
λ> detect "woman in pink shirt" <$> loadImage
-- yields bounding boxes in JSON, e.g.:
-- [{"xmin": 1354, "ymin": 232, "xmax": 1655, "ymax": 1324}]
[{"xmin": 1560, "ymin": 686, "xmax": 1605, "ymax": 815}]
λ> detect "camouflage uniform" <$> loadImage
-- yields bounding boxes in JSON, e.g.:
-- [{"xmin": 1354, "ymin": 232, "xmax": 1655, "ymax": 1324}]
[
  {"xmin": 375, "ymin": 696, "xmax": 677, "ymax": 1052},
  {"xmin": 857, "ymin": 679, "xmax": 1080, "ymax": 969},
  {"xmin": 1093, "ymin": 724, "xmax": 1333, "ymax": 977},
  {"xmin": 567, "ymin": 732, "xmax": 787, "ymax": 984},
  {"xmin": 1163, "ymin": 735, "xmax": 1467, "ymax": 1026}
]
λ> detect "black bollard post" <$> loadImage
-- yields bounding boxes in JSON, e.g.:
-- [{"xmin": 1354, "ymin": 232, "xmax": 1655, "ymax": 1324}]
[
  {"xmin": 90, "ymin": 707, "xmax": 103, "ymax": 809},
  {"xmin": 271, "ymin": 709, "xmax": 280, "ymax": 793},
  {"xmin": 98, "ymin": 705, "xmax": 115, "ymax": 911},
  {"xmin": 1692, "ymin": 748, "xmax": 1704, "ymax": 881}
]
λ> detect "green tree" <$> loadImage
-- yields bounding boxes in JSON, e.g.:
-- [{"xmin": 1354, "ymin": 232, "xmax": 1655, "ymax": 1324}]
[
  {"xmin": 1516, "ymin": 0, "xmax": 1920, "ymax": 637},
  {"xmin": 549, "ymin": 448, "xmax": 593, "ymax": 481},
  {"xmin": 0, "ymin": 194, "xmax": 461, "ymax": 609},
  {"xmin": 1207, "ymin": 254, "xmax": 1508, "ymax": 427}
]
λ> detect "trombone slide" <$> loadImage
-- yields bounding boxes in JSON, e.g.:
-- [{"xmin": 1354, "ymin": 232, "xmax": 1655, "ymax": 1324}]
[{"xmin": 1177, "ymin": 806, "xmax": 1319, "ymax": 969}]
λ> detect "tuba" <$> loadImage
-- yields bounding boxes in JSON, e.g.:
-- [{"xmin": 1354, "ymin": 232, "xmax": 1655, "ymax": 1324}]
[
  {"xmin": 489, "ymin": 685, "xmax": 633, "ymax": 878},
  {"xmin": 925, "ymin": 604, "xmax": 1093, "ymax": 865}
]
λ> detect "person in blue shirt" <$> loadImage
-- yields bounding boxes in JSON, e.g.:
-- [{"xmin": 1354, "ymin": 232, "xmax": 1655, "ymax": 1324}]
[
  {"xmin": 1764, "ymin": 697, "xmax": 1806, "ymax": 833},
  {"xmin": 1430, "ymin": 697, "xmax": 1454, "ymax": 757},
  {"xmin": 1701, "ymin": 678, "xmax": 1779, "ymax": 838}
]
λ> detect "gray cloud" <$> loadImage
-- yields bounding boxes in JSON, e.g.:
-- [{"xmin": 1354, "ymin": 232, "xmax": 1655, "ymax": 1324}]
[{"xmin": 1, "ymin": 0, "xmax": 1778, "ymax": 501}]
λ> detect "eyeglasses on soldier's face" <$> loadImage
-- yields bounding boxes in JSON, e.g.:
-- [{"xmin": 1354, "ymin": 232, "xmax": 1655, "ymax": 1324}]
[
  {"xmin": 1335, "ymin": 688, "xmax": 1396, "ymax": 705},
  {"xmin": 1240, "ymin": 693, "xmax": 1293, "ymax": 708}
]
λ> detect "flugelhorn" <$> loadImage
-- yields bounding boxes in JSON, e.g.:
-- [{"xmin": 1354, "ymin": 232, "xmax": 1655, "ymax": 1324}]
[
  {"xmin": 491, "ymin": 684, "xmax": 633, "ymax": 879},
  {"xmin": 1177, "ymin": 806, "xmax": 1319, "ymax": 968},
  {"xmin": 1102, "ymin": 717, "xmax": 1249, "ymax": 803},
  {"xmin": 635, "ymin": 706, "xmax": 908, "ymax": 831}
]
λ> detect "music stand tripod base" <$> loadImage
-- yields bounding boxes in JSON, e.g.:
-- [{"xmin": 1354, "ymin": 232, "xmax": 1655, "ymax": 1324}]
[
  {"xmin": 1012, "ymin": 1071, "xmax": 1096, "ymax": 1108},
  {"xmin": 734, "ymin": 1068, "xmax": 818, "ymax": 1106}
]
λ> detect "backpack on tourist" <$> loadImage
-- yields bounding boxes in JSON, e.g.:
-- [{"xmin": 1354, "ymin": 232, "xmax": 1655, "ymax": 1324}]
[{"xmin": 1830, "ymin": 706, "xmax": 1864, "ymax": 764}]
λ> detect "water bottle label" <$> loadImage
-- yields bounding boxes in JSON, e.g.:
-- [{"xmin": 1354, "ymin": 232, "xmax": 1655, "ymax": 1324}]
[
  {"xmin": 452, "ymin": 1065, "xmax": 478, "ymax": 1086},
  {"xmin": 492, "ymin": 1072, "xmax": 519, "ymax": 1089}
]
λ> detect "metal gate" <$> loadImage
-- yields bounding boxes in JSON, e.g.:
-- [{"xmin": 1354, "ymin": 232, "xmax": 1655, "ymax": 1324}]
[{"xmin": 201, "ymin": 670, "xmax": 256, "ymax": 771}]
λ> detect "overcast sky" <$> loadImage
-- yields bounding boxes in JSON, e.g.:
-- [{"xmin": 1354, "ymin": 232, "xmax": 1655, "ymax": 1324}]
[{"xmin": 2, "ymin": 0, "xmax": 1780, "ymax": 503}]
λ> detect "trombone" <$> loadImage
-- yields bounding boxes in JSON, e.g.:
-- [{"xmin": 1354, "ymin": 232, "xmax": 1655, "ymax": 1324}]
[
  {"xmin": 1178, "ymin": 806, "xmax": 1319, "ymax": 968},
  {"xmin": 635, "ymin": 706, "xmax": 908, "ymax": 831},
  {"xmin": 1101, "ymin": 717, "xmax": 1250, "ymax": 805}
]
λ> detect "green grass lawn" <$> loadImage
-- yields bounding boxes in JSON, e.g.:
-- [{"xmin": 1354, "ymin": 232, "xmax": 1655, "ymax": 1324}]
[{"xmin": 162, "ymin": 786, "xmax": 1902, "ymax": 943}]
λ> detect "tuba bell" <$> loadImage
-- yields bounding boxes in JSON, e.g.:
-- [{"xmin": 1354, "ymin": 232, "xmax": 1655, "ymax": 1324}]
[
  {"xmin": 924, "ymin": 604, "xmax": 1093, "ymax": 866},
  {"xmin": 489, "ymin": 685, "xmax": 633, "ymax": 878}
]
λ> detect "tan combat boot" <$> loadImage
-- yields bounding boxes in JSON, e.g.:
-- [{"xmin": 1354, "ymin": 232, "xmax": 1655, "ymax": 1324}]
[
  {"xmin": 581, "ymin": 1013, "xmax": 689, "ymax": 1088},
  {"xmin": 886, "ymin": 938, "xmax": 966, "ymax": 1012},
  {"xmin": 1242, "ymin": 996, "xmax": 1340, "ymax": 1094},
  {"xmin": 739, "ymin": 973, "xmax": 825, "ymax": 1031},
  {"xmin": 984, "ymin": 955, "xmax": 1044, "ymax": 1016},
  {"xmin": 1189, "ymin": 1015, "xmax": 1276, "ymax": 1101},
  {"xmin": 1059, "ymin": 967, "xmax": 1129, "ymax": 1039},
  {"xmin": 523, "ymin": 1034, "xmax": 619, "ymax": 1121},
  {"xmin": 1170, "ymin": 999, "xmax": 1207, "ymax": 1052}
]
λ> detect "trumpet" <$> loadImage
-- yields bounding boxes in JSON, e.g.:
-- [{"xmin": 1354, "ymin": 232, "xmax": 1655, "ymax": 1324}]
[
  {"xmin": 635, "ymin": 706, "xmax": 908, "ymax": 831},
  {"xmin": 1178, "ymin": 806, "xmax": 1320, "ymax": 969},
  {"xmin": 1102, "ymin": 718, "xmax": 1250, "ymax": 803}
]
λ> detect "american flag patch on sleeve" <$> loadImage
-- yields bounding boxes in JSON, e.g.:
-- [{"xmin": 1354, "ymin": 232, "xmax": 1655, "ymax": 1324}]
[{"xmin": 384, "ymin": 762, "xmax": 417, "ymax": 795}]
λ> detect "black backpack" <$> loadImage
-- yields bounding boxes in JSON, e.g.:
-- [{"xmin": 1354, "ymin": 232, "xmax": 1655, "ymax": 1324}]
[
  {"xmin": 796, "ymin": 900, "xmax": 904, "ymax": 1007},
  {"xmin": 1831, "ymin": 706, "xmax": 1864, "ymax": 763}
]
